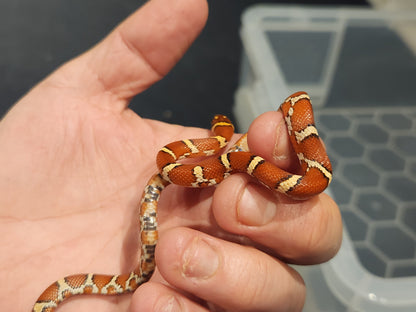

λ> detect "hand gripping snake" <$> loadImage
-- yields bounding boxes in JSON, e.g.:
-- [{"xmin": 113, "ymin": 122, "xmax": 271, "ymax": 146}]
[{"xmin": 32, "ymin": 91, "xmax": 332, "ymax": 311}]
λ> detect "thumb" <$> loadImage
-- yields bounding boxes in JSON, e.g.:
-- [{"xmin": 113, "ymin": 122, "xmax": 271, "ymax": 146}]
[{"xmin": 42, "ymin": 0, "xmax": 209, "ymax": 110}]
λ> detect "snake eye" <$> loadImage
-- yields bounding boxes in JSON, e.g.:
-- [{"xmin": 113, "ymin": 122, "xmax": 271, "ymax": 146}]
[{"xmin": 211, "ymin": 115, "xmax": 232, "ymax": 126}]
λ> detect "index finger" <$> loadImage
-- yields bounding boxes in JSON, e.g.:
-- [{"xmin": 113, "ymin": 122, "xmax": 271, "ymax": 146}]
[{"xmin": 212, "ymin": 110, "xmax": 342, "ymax": 264}]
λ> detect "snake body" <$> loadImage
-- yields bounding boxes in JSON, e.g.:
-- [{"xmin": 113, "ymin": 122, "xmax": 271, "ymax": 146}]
[{"xmin": 32, "ymin": 91, "xmax": 332, "ymax": 311}]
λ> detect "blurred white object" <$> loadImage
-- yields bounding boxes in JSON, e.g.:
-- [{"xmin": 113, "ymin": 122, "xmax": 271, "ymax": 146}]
[
  {"xmin": 369, "ymin": 0, "xmax": 416, "ymax": 54},
  {"xmin": 235, "ymin": 5, "xmax": 416, "ymax": 311}
]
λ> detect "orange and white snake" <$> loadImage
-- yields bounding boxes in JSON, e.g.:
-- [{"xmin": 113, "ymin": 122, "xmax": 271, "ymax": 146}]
[{"xmin": 32, "ymin": 91, "xmax": 332, "ymax": 311}]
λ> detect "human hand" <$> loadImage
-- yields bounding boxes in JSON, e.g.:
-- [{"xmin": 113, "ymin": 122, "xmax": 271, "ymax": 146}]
[{"xmin": 0, "ymin": 0, "xmax": 342, "ymax": 311}]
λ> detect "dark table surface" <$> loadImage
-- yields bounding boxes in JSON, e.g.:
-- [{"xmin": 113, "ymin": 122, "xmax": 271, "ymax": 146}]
[{"xmin": 1, "ymin": 0, "xmax": 367, "ymax": 128}]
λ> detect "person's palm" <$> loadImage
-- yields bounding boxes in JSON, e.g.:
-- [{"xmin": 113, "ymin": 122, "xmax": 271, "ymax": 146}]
[{"xmin": 0, "ymin": 1, "xmax": 214, "ymax": 310}]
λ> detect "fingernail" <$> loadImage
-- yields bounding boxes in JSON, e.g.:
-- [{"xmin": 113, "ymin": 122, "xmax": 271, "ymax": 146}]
[
  {"xmin": 237, "ymin": 184, "xmax": 277, "ymax": 226},
  {"xmin": 182, "ymin": 237, "xmax": 219, "ymax": 279},
  {"xmin": 155, "ymin": 295, "xmax": 182, "ymax": 312},
  {"xmin": 273, "ymin": 118, "xmax": 290, "ymax": 161}
]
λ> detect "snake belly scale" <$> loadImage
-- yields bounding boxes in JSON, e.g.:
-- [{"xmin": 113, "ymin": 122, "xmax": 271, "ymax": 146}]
[{"xmin": 32, "ymin": 91, "xmax": 332, "ymax": 311}]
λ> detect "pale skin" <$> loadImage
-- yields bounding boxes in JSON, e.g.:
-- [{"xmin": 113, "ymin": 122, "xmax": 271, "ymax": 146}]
[{"xmin": 0, "ymin": 0, "xmax": 342, "ymax": 311}]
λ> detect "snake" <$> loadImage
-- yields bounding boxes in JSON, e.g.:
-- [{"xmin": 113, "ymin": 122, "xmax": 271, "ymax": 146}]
[{"xmin": 32, "ymin": 91, "xmax": 332, "ymax": 311}]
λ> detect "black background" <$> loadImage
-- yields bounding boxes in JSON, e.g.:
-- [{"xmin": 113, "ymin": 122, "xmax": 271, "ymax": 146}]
[{"xmin": 1, "ymin": 0, "xmax": 368, "ymax": 127}]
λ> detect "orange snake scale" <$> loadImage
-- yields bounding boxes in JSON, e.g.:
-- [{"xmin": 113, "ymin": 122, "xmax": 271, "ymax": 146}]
[{"xmin": 32, "ymin": 91, "xmax": 332, "ymax": 311}]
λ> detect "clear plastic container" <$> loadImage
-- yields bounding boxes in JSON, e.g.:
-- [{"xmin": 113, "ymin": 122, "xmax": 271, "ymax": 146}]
[{"xmin": 234, "ymin": 5, "xmax": 416, "ymax": 311}]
